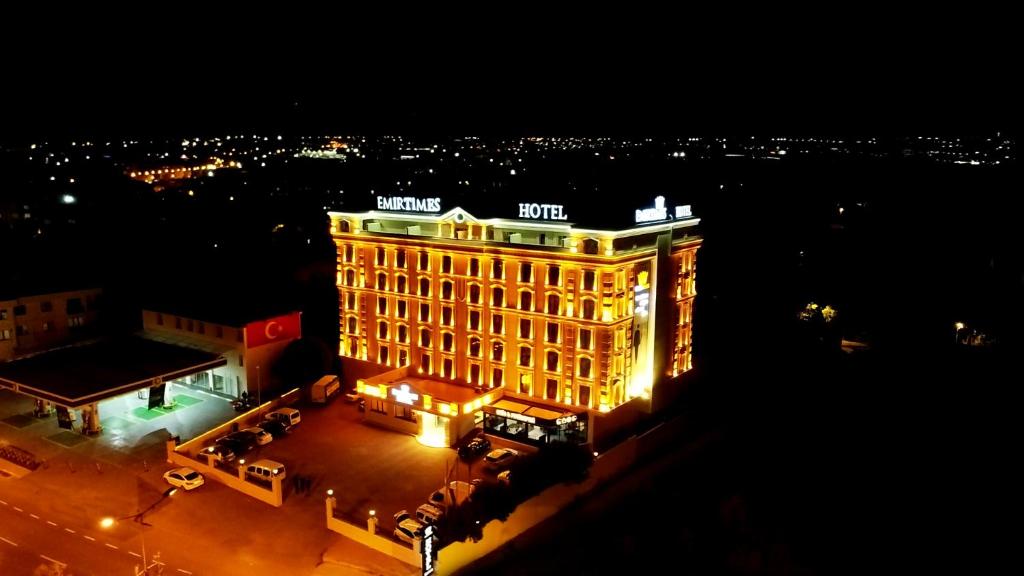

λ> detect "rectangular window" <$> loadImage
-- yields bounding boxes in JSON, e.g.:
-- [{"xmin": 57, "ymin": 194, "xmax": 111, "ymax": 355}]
[
  {"xmin": 546, "ymin": 378, "xmax": 559, "ymax": 400},
  {"xmin": 420, "ymin": 278, "xmax": 431, "ymax": 296},
  {"xmin": 442, "ymin": 255, "xmax": 453, "ymax": 274},
  {"xmin": 397, "ymin": 324, "xmax": 408, "ymax": 343},
  {"xmin": 419, "ymin": 251, "xmax": 430, "ymax": 271},
  {"xmin": 583, "ymin": 269, "xmax": 596, "ymax": 291},
  {"xmin": 42, "ymin": 321, "xmax": 52, "ymax": 332},
  {"xmin": 492, "ymin": 259, "xmax": 504, "ymax": 280},
  {"xmin": 469, "ymin": 258, "xmax": 480, "ymax": 277},
  {"xmin": 492, "ymin": 341, "xmax": 504, "ymax": 361},
  {"xmin": 396, "ymin": 275, "xmax": 407, "ymax": 293},
  {"xmin": 442, "ymin": 332, "xmax": 454, "ymax": 352},
  {"xmin": 420, "ymin": 328, "xmax": 432, "ymax": 347},
  {"xmin": 442, "ymin": 280, "xmax": 453, "ymax": 300},
  {"xmin": 397, "ymin": 300, "xmax": 407, "ymax": 319},
  {"xmin": 376, "ymin": 247, "xmax": 386, "ymax": 266},
  {"xmin": 371, "ymin": 399, "xmax": 387, "ymax": 414},
  {"xmin": 378, "ymin": 296, "xmax": 387, "ymax": 315},
  {"xmin": 0, "ymin": 329, "xmax": 11, "ymax": 340},
  {"xmin": 469, "ymin": 284, "xmax": 481, "ymax": 304},
  {"xmin": 68, "ymin": 316, "xmax": 85, "ymax": 327},
  {"xmin": 469, "ymin": 310, "xmax": 481, "ymax": 330},
  {"xmin": 378, "ymin": 322, "xmax": 388, "ymax": 339},
  {"xmin": 14, "ymin": 305, "xmax": 26, "ymax": 316},
  {"xmin": 547, "ymin": 265, "xmax": 560, "ymax": 286},
  {"xmin": 442, "ymin": 306, "xmax": 453, "ymax": 326},
  {"xmin": 396, "ymin": 249, "xmax": 406, "ymax": 268},
  {"xmin": 492, "ymin": 367, "xmax": 504, "ymax": 387},
  {"xmin": 547, "ymin": 322, "xmax": 559, "ymax": 343},
  {"xmin": 420, "ymin": 302, "xmax": 431, "ymax": 321},
  {"xmin": 398, "ymin": 348, "xmax": 408, "ymax": 366},
  {"xmin": 40, "ymin": 301, "xmax": 53, "ymax": 312},
  {"xmin": 345, "ymin": 245, "xmax": 354, "ymax": 262},
  {"xmin": 519, "ymin": 318, "xmax": 532, "ymax": 339},
  {"xmin": 347, "ymin": 292, "xmax": 356, "ymax": 310},
  {"xmin": 491, "ymin": 313, "xmax": 503, "ymax": 334},
  {"xmin": 520, "ymin": 262, "xmax": 533, "ymax": 283},
  {"xmin": 395, "ymin": 404, "xmax": 413, "ymax": 421},
  {"xmin": 421, "ymin": 353, "xmax": 432, "ymax": 373},
  {"xmin": 579, "ymin": 385, "xmax": 591, "ymax": 407},
  {"xmin": 470, "ymin": 363, "xmax": 481, "ymax": 385},
  {"xmin": 519, "ymin": 346, "xmax": 532, "ymax": 367},
  {"xmin": 443, "ymin": 357, "xmax": 454, "ymax": 379},
  {"xmin": 579, "ymin": 356, "xmax": 592, "ymax": 379},
  {"xmin": 492, "ymin": 287, "xmax": 504, "ymax": 307},
  {"xmin": 579, "ymin": 328, "xmax": 592, "ymax": 350},
  {"xmin": 519, "ymin": 371, "xmax": 532, "ymax": 394},
  {"xmin": 519, "ymin": 290, "xmax": 533, "ymax": 311},
  {"xmin": 379, "ymin": 345, "xmax": 390, "ymax": 364},
  {"xmin": 66, "ymin": 297, "xmax": 85, "ymax": 314}
]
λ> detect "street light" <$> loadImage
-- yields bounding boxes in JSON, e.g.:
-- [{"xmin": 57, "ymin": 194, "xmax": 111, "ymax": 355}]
[
  {"xmin": 100, "ymin": 487, "xmax": 177, "ymax": 575},
  {"xmin": 954, "ymin": 322, "xmax": 965, "ymax": 344}
]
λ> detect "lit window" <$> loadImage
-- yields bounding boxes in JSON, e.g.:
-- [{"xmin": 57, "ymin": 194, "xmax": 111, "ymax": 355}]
[{"xmin": 519, "ymin": 372, "xmax": 532, "ymax": 394}]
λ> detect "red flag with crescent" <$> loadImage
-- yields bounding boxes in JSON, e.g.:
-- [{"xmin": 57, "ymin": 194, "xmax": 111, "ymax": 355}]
[{"xmin": 245, "ymin": 312, "xmax": 302, "ymax": 348}]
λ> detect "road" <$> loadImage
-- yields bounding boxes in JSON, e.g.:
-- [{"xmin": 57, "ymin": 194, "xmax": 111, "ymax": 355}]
[{"xmin": 0, "ymin": 498, "xmax": 195, "ymax": 576}]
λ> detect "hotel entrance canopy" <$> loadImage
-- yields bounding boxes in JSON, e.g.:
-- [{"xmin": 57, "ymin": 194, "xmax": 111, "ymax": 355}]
[{"xmin": 0, "ymin": 336, "xmax": 226, "ymax": 408}]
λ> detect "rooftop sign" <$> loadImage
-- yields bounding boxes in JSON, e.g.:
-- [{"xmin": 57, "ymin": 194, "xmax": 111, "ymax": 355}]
[
  {"xmin": 377, "ymin": 196, "xmax": 441, "ymax": 213},
  {"xmin": 635, "ymin": 196, "xmax": 694, "ymax": 224},
  {"xmin": 518, "ymin": 203, "xmax": 568, "ymax": 221}
]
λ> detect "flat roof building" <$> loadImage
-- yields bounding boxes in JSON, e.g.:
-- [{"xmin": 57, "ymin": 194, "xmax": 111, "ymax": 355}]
[{"xmin": 331, "ymin": 194, "xmax": 700, "ymax": 448}]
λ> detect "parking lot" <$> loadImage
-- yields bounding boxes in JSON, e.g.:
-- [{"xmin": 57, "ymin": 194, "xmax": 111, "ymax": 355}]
[{"xmin": 201, "ymin": 395, "xmax": 524, "ymax": 540}]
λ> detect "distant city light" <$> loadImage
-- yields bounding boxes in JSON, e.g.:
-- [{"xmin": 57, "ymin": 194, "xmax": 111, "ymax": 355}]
[{"xmin": 61, "ymin": 194, "xmax": 76, "ymax": 204}]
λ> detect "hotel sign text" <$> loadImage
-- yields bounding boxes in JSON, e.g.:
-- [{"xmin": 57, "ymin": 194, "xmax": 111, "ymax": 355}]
[
  {"xmin": 518, "ymin": 203, "xmax": 568, "ymax": 221},
  {"xmin": 377, "ymin": 196, "xmax": 441, "ymax": 212}
]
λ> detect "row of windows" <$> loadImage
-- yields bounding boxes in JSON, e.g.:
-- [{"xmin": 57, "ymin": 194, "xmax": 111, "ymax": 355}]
[
  {"xmin": 348, "ymin": 314, "xmax": 595, "ymax": 349},
  {"xmin": 0, "ymin": 297, "xmax": 89, "ymax": 320},
  {"xmin": 343, "ymin": 247, "xmax": 605, "ymax": 291},
  {"xmin": 0, "ymin": 317, "xmax": 87, "ymax": 338},
  {"xmin": 155, "ymin": 313, "xmax": 236, "ymax": 341},
  {"xmin": 365, "ymin": 342, "xmax": 597, "ymax": 382},
  {"xmin": 343, "ymin": 284, "xmax": 605, "ymax": 320}
]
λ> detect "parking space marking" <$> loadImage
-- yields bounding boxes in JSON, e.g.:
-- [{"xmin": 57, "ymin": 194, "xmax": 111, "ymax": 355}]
[
  {"xmin": 30, "ymin": 514, "xmax": 40, "ymax": 519},
  {"xmin": 46, "ymin": 521, "xmax": 58, "ymax": 527},
  {"xmin": 83, "ymin": 535, "xmax": 96, "ymax": 541},
  {"xmin": 13, "ymin": 507, "xmax": 23, "ymax": 512},
  {"xmin": 129, "ymin": 551, "xmax": 142, "ymax": 558},
  {"xmin": 64, "ymin": 528, "xmax": 76, "ymax": 534},
  {"xmin": 0, "ymin": 536, "xmax": 17, "ymax": 546},
  {"xmin": 0, "ymin": 500, "xmax": 7, "ymax": 505},
  {"xmin": 105, "ymin": 543, "xmax": 119, "ymax": 550},
  {"xmin": 177, "ymin": 569, "xmax": 193, "ymax": 574}
]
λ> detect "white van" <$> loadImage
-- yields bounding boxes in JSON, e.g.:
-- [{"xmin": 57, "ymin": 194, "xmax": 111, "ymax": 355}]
[
  {"xmin": 311, "ymin": 375, "xmax": 341, "ymax": 404},
  {"xmin": 264, "ymin": 407, "xmax": 301, "ymax": 427},
  {"xmin": 245, "ymin": 459, "xmax": 286, "ymax": 482}
]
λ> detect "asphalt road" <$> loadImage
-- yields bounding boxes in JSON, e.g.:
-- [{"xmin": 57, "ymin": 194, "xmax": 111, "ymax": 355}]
[{"xmin": 0, "ymin": 498, "xmax": 196, "ymax": 576}]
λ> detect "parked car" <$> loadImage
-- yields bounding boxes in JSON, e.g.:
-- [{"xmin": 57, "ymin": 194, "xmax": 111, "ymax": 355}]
[
  {"xmin": 484, "ymin": 448, "xmax": 519, "ymax": 470},
  {"xmin": 163, "ymin": 467, "xmax": 204, "ymax": 490},
  {"xmin": 202, "ymin": 444, "xmax": 235, "ymax": 464},
  {"xmin": 343, "ymin": 390, "xmax": 359, "ymax": 403},
  {"xmin": 458, "ymin": 436, "xmax": 491, "ymax": 461},
  {"xmin": 428, "ymin": 480, "xmax": 475, "ymax": 509},
  {"xmin": 394, "ymin": 518, "xmax": 425, "ymax": 545},
  {"xmin": 215, "ymin": 435, "xmax": 252, "ymax": 457},
  {"xmin": 225, "ymin": 431, "xmax": 259, "ymax": 451},
  {"xmin": 242, "ymin": 427, "xmax": 273, "ymax": 446},
  {"xmin": 264, "ymin": 407, "xmax": 301, "ymax": 427},
  {"xmin": 258, "ymin": 419, "xmax": 291, "ymax": 438},
  {"xmin": 244, "ymin": 459, "xmax": 286, "ymax": 482},
  {"xmin": 497, "ymin": 470, "xmax": 512, "ymax": 486},
  {"xmin": 416, "ymin": 503, "xmax": 444, "ymax": 524}
]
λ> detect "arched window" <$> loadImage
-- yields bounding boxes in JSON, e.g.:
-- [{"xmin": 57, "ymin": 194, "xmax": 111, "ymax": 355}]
[
  {"xmin": 547, "ymin": 265, "xmax": 560, "ymax": 286},
  {"xmin": 345, "ymin": 269, "xmax": 355, "ymax": 286},
  {"xmin": 547, "ymin": 293, "xmax": 560, "ymax": 315},
  {"xmin": 396, "ymin": 274, "xmax": 407, "ymax": 293},
  {"xmin": 578, "ymin": 356, "xmax": 592, "ymax": 379},
  {"xmin": 469, "ymin": 336, "xmax": 482, "ymax": 357},
  {"xmin": 469, "ymin": 283, "xmax": 481, "ymax": 304},
  {"xmin": 397, "ymin": 324, "xmax": 408, "ymax": 343},
  {"xmin": 492, "ymin": 287, "xmax": 504, "ymax": 307},
  {"xmin": 492, "ymin": 341, "xmax": 504, "ymax": 361},
  {"xmin": 347, "ymin": 316, "xmax": 357, "ymax": 333},
  {"xmin": 442, "ymin": 331, "xmax": 454, "ymax": 352},
  {"xmin": 518, "ymin": 345, "xmax": 532, "ymax": 367},
  {"xmin": 419, "ymin": 277, "xmax": 430, "ymax": 296},
  {"xmin": 377, "ymin": 272, "xmax": 387, "ymax": 290},
  {"xmin": 546, "ymin": 350, "xmax": 559, "ymax": 372},
  {"xmin": 519, "ymin": 290, "xmax": 533, "ymax": 311}
]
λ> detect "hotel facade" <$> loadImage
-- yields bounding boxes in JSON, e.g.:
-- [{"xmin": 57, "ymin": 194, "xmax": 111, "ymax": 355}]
[{"xmin": 331, "ymin": 196, "xmax": 699, "ymax": 449}]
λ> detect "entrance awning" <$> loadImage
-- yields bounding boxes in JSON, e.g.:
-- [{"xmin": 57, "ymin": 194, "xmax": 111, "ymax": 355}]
[{"xmin": 0, "ymin": 337, "xmax": 226, "ymax": 408}]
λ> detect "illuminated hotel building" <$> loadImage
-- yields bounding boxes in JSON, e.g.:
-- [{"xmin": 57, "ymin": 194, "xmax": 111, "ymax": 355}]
[{"xmin": 330, "ymin": 196, "xmax": 699, "ymax": 448}]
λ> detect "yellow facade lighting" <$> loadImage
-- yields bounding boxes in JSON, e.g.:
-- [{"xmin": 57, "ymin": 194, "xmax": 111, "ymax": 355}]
[
  {"xmin": 378, "ymin": 384, "xmax": 388, "ymax": 399},
  {"xmin": 423, "ymin": 394, "xmax": 432, "ymax": 410},
  {"xmin": 450, "ymin": 402, "xmax": 458, "ymax": 415},
  {"xmin": 439, "ymin": 403, "xmax": 451, "ymax": 415}
]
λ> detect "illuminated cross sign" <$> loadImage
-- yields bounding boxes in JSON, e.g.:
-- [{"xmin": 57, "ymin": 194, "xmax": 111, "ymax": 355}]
[
  {"xmin": 518, "ymin": 203, "xmax": 568, "ymax": 221},
  {"xmin": 391, "ymin": 384, "xmax": 419, "ymax": 405},
  {"xmin": 377, "ymin": 196, "xmax": 441, "ymax": 212}
]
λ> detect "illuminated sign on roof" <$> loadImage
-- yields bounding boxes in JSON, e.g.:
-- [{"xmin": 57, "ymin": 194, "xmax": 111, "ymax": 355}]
[
  {"xmin": 391, "ymin": 383, "xmax": 419, "ymax": 405},
  {"xmin": 518, "ymin": 203, "xmax": 569, "ymax": 221},
  {"xmin": 377, "ymin": 196, "xmax": 441, "ymax": 213}
]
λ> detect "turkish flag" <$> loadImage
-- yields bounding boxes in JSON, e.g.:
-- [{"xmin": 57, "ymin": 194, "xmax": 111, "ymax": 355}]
[{"xmin": 246, "ymin": 312, "xmax": 302, "ymax": 348}]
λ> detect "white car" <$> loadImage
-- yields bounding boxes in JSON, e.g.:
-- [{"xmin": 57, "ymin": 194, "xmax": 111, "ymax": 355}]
[
  {"xmin": 163, "ymin": 467, "xmax": 204, "ymax": 490},
  {"xmin": 242, "ymin": 427, "xmax": 273, "ymax": 445},
  {"xmin": 394, "ymin": 517, "xmax": 425, "ymax": 544},
  {"xmin": 484, "ymin": 448, "xmax": 519, "ymax": 470}
]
